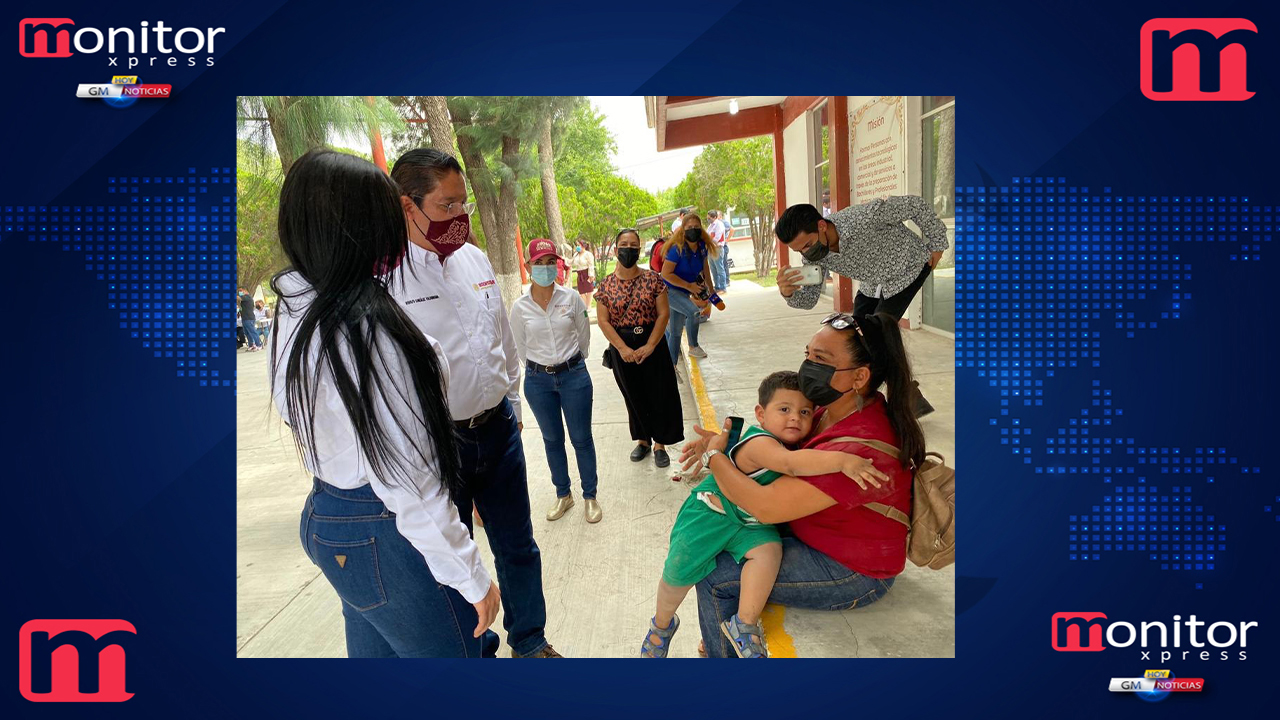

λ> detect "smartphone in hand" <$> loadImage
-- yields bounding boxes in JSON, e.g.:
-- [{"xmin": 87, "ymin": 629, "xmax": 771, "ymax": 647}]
[{"xmin": 793, "ymin": 264, "xmax": 824, "ymax": 286}]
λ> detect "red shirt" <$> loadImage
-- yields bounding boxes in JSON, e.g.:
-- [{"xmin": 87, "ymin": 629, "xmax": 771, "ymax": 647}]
[{"xmin": 789, "ymin": 393, "xmax": 911, "ymax": 578}]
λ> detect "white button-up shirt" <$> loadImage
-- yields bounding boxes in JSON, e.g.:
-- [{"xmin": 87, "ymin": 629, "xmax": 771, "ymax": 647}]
[
  {"xmin": 270, "ymin": 271, "xmax": 491, "ymax": 603},
  {"xmin": 509, "ymin": 283, "xmax": 590, "ymax": 367},
  {"xmin": 388, "ymin": 242, "xmax": 522, "ymax": 423}
]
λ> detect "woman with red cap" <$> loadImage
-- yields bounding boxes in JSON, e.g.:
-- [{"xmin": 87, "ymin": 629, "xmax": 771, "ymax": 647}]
[{"xmin": 510, "ymin": 238, "xmax": 600, "ymax": 523}]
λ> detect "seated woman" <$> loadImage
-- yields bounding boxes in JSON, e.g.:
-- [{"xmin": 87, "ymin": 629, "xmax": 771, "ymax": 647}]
[{"xmin": 681, "ymin": 311, "xmax": 925, "ymax": 657}]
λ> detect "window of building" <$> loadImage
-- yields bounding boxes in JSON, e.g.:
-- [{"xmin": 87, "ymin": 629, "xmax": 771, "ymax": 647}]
[{"xmin": 811, "ymin": 101, "xmax": 832, "ymax": 215}]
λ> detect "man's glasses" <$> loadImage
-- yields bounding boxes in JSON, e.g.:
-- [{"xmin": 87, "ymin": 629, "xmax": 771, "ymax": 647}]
[{"xmin": 416, "ymin": 197, "xmax": 476, "ymax": 216}]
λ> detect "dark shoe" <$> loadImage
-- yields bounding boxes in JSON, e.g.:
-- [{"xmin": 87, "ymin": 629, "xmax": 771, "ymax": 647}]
[
  {"xmin": 654, "ymin": 448, "xmax": 670, "ymax": 468},
  {"xmin": 912, "ymin": 381, "xmax": 935, "ymax": 419},
  {"xmin": 630, "ymin": 444, "xmax": 651, "ymax": 462},
  {"xmin": 513, "ymin": 644, "xmax": 564, "ymax": 658}
]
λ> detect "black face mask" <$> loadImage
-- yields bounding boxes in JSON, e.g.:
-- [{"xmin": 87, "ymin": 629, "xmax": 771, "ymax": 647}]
[
  {"xmin": 616, "ymin": 247, "xmax": 640, "ymax": 268},
  {"xmin": 685, "ymin": 228, "xmax": 702, "ymax": 243},
  {"xmin": 801, "ymin": 233, "xmax": 831, "ymax": 262},
  {"xmin": 798, "ymin": 359, "xmax": 855, "ymax": 406}
]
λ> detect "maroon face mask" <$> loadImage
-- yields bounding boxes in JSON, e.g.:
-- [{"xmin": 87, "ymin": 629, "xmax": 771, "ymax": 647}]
[{"xmin": 410, "ymin": 203, "xmax": 471, "ymax": 260}]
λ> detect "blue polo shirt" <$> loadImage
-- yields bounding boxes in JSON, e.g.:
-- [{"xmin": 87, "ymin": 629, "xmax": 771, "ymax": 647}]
[{"xmin": 664, "ymin": 241, "xmax": 708, "ymax": 295}]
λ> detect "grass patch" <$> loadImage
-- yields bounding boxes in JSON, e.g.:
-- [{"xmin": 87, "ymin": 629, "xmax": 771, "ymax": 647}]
[{"xmin": 730, "ymin": 267, "xmax": 778, "ymax": 288}]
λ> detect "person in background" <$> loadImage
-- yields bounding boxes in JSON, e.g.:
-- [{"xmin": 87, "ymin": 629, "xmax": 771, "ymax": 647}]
[
  {"xmin": 648, "ymin": 235, "xmax": 667, "ymax": 274},
  {"xmin": 270, "ymin": 149, "xmax": 499, "ymax": 658},
  {"xmin": 389, "ymin": 148, "xmax": 561, "ymax": 658},
  {"xmin": 774, "ymin": 195, "xmax": 949, "ymax": 417},
  {"xmin": 822, "ymin": 193, "xmax": 832, "ymax": 218},
  {"xmin": 510, "ymin": 238, "xmax": 601, "ymax": 524},
  {"xmin": 707, "ymin": 210, "xmax": 729, "ymax": 295},
  {"xmin": 254, "ymin": 300, "xmax": 270, "ymax": 339},
  {"xmin": 660, "ymin": 213, "xmax": 718, "ymax": 362},
  {"xmin": 569, "ymin": 241, "xmax": 596, "ymax": 306},
  {"xmin": 239, "ymin": 288, "xmax": 263, "ymax": 352},
  {"xmin": 596, "ymin": 228, "xmax": 683, "ymax": 469},
  {"xmin": 236, "ymin": 306, "xmax": 247, "ymax": 350},
  {"xmin": 719, "ymin": 210, "xmax": 733, "ymax": 290},
  {"xmin": 670, "ymin": 208, "xmax": 686, "ymax": 236}
]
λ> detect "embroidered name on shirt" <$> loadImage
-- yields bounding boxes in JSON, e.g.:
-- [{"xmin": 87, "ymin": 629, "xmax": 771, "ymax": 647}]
[
  {"xmin": 473, "ymin": 280, "xmax": 496, "ymax": 290},
  {"xmin": 405, "ymin": 295, "xmax": 440, "ymax": 305}
]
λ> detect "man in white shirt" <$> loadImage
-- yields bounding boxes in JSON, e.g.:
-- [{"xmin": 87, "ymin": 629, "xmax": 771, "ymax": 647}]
[
  {"xmin": 670, "ymin": 208, "xmax": 686, "ymax": 235},
  {"xmin": 390, "ymin": 149, "xmax": 560, "ymax": 658}
]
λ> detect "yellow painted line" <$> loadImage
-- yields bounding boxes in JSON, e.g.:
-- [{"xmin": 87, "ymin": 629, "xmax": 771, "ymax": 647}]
[{"xmin": 684, "ymin": 340, "xmax": 798, "ymax": 658}]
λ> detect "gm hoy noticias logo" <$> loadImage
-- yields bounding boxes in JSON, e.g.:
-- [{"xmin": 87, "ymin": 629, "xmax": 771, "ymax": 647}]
[
  {"xmin": 1140, "ymin": 18, "xmax": 1258, "ymax": 101},
  {"xmin": 18, "ymin": 620, "xmax": 136, "ymax": 702},
  {"xmin": 1052, "ymin": 612, "xmax": 1259, "ymax": 661}
]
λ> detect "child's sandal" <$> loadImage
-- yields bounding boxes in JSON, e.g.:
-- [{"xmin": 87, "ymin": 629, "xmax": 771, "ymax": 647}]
[
  {"xmin": 640, "ymin": 614, "xmax": 680, "ymax": 658},
  {"xmin": 720, "ymin": 614, "xmax": 768, "ymax": 658}
]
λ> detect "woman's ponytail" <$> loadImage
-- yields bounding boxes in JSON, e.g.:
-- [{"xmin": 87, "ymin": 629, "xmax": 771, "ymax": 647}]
[{"xmin": 855, "ymin": 313, "xmax": 926, "ymax": 468}]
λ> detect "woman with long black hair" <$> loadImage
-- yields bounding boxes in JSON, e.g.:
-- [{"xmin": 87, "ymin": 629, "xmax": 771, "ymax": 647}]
[{"xmin": 270, "ymin": 149, "xmax": 500, "ymax": 658}]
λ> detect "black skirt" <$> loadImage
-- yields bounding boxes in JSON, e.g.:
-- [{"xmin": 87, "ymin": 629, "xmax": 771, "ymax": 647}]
[{"xmin": 606, "ymin": 324, "xmax": 684, "ymax": 445}]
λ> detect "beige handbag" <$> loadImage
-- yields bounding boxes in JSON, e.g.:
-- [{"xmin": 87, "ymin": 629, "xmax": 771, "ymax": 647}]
[{"xmin": 828, "ymin": 436, "xmax": 955, "ymax": 570}]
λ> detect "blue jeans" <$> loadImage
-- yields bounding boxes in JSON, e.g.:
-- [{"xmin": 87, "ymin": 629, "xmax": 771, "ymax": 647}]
[
  {"xmin": 665, "ymin": 289, "xmax": 701, "ymax": 365},
  {"xmin": 710, "ymin": 246, "xmax": 729, "ymax": 290},
  {"xmin": 523, "ymin": 361, "xmax": 598, "ymax": 499},
  {"xmin": 454, "ymin": 398, "xmax": 549, "ymax": 657},
  {"xmin": 242, "ymin": 322, "xmax": 262, "ymax": 347},
  {"xmin": 300, "ymin": 479, "xmax": 501, "ymax": 657},
  {"xmin": 695, "ymin": 536, "xmax": 896, "ymax": 658}
]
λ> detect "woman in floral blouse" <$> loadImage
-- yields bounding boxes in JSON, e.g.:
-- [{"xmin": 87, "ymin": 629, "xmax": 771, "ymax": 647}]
[{"xmin": 595, "ymin": 228, "xmax": 684, "ymax": 468}]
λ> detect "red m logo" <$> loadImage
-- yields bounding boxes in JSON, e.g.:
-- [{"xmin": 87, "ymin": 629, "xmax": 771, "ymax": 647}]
[{"xmin": 1052, "ymin": 612, "xmax": 1108, "ymax": 651}]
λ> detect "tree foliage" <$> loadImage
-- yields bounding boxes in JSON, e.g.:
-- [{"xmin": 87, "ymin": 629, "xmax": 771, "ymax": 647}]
[{"xmin": 679, "ymin": 136, "xmax": 777, "ymax": 276}]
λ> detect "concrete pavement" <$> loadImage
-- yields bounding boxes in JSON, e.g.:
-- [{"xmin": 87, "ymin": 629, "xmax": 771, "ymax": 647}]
[{"xmin": 236, "ymin": 277, "xmax": 954, "ymax": 658}]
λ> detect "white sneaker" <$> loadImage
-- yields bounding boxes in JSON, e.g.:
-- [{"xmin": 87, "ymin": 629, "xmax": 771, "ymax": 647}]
[{"xmin": 688, "ymin": 346, "xmax": 708, "ymax": 359}]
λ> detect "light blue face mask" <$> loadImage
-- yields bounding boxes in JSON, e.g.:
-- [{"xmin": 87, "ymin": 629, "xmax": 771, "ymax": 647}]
[{"xmin": 531, "ymin": 265, "xmax": 558, "ymax": 287}]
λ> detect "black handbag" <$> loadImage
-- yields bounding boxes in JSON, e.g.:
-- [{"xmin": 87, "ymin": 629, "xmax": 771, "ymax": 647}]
[{"xmin": 601, "ymin": 347, "xmax": 614, "ymax": 369}]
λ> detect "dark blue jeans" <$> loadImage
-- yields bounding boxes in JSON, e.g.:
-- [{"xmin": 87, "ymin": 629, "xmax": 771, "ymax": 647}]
[
  {"xmin": 695, "ymin": 536, "xmax": 896, "ymax": 658},
  {"xmin": 455, "ymin": 398, "xmax": 549, "ymax": 657},
  {"xmin": 300, "ymin": 479, "xmax": 500, "ymax": 657},
  {"xmin": 242, "ymin": 322, "xmax": 262, "ymax": 348},
  {"xmin": 665, "ymin": 289, "xmax": 701, "ymax": 364},
  {"xmin": 523, "ymin": 361, "xmax": 598, "ymax": 499}
]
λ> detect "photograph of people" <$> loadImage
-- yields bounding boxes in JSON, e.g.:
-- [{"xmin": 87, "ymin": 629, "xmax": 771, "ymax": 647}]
[{"xmin": 237, "ymin": 95, "xmax": 954, "ymax": 659}]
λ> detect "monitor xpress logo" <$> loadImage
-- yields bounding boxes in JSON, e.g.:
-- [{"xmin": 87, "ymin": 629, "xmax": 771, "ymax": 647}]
[
  {"xmin": 19, "ymin": 18, "xmax": 223, "ymax": 68},
  {"xmin": 1052, "ymin": 612, "xmax": 1258, "ymax": 661},
  {"xmin": 18, "ymin": 620, "xmax": 136, "ymax": 702},
  {"xmin": 1140, "ymin": 18, "xmax": 1257, "ymax": 101}
]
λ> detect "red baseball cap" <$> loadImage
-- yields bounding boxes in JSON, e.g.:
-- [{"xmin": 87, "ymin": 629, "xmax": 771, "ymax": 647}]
[{"xmin": 528, "ymin": 238, "xmax": 560, "ymax": 263}]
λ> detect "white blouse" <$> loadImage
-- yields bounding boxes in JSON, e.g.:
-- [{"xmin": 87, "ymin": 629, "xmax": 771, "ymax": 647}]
[
  {"xmin": 508, "ymin": 283, "xmax": 590, "ymax": 367},
  {"xmin": 270, "ymin": 271, "xmax": 490, "ymax": 603}
]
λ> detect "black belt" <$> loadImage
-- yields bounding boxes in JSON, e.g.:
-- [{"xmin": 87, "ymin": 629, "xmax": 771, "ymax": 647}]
[
  {"xmin": 618, "ymin": 325, "xmax": 651, "ymax": 335},
  {"xmin": 526, "ymin": 353, "xmax": 584, "ymax": 375},
  {"xmin": 455, "ymin": 402, "xmax": 504, "ymax": 430}
]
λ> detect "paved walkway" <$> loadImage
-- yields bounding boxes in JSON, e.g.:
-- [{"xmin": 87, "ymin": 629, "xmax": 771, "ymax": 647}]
[{"xmin": 236, "ymin": 278, "xmax": 954, "ymax": 658}]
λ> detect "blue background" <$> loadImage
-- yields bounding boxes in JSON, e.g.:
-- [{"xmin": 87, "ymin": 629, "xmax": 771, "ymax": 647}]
[{"xmin": 2, "ymin": 0, "xmax": 1276, "ymax": 716}]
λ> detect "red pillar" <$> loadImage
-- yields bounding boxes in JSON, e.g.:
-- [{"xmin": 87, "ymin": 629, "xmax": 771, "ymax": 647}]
[
  {"xmin": 516, "ymin": 225, "xmax": 529, "ymax": 284},
  {"xmin": 365, "ymin": 96, "xmax": 388, "ymax": 174},
  {"xmin": 773, "ymin": 106, "xmax": 789, "ymax": 273},
  {"xmin": 830, "ymin": 96, "xmax": 853, "ymax": 313}
]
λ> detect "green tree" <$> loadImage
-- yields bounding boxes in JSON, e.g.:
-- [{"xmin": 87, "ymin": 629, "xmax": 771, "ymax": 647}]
[
  {"xmin": 236, "ymin": 96, "xmax": 402, "ymax": 177},
  {"xmin": 236, "ymin": 166, "xmax": 285, "ymax": 293},
  {"xmin": 682, "ymin": 136, "xmax": 777, "ymax": 276}
]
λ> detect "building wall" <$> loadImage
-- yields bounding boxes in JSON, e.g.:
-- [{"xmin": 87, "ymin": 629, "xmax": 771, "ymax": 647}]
[{"xmin": 780, "ymin": 111, "xmax": 814, "ymax": 270}]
